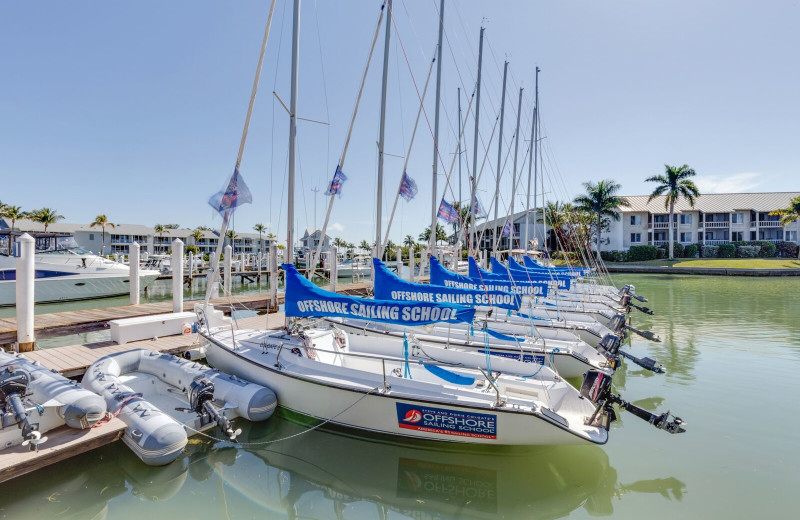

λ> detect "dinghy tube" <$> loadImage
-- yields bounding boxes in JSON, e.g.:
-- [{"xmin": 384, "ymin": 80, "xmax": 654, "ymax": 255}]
[{"xmin": 82, "ymin": 349, "xmax": 277, "ymax": 465}]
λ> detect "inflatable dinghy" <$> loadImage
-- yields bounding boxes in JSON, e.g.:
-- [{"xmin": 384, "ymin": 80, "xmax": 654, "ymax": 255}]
[
  {"xmin": 0, "ymin": 350, "xmax": 106, "ymax": 451},
  {"xmin": 82, "ymin": 349, "xmax": 277, "ymax": 466}
]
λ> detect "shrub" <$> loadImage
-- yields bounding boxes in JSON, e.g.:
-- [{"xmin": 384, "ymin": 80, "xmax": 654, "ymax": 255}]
[
  {"xmin": 628, "ymin": 245, "xmax": 658, "ymax": 262},
  {"xmin": 736, "ymin": 245, "xmax": 760, "ymax": 258},
  {"xmin": 776, "ymin": 241, "xmax": 799, "ymax": 258},
  {"xmin": 756, "ymin": 240, "xmax": 777, "ymax": 257},
  {"xmin": 683, "ymin": 244, "xmax": 698, "ymax": 258},
  {"xmin": 671, "ymin": 243, "xmax": 684, "ymax": 258},
  {"xmin": 657, "ymin": 248, "xmax": 667, "ymax": 259},
  {"xmin": 601, "ymin": 250, "xmax": 628, "ymax": 262},
  {"xmin": 718, "ymin": 243, "xmax": 736, "ymax": 258},
  {"xmin": 702, "ymin": 245, "xmax": 719, "ymax": 258}
]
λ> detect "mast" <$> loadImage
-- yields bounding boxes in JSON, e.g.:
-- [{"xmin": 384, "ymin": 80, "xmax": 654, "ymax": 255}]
[
  {"xmin": 510, "ymin": 86, "xmax": 523, "ymax": 250},
  {"xmin": 470, "ymin": 27, "xmax": 484, "ymax": 252},
  {"xmin": 429, "ymin": 0, "xmax": 445, "ymax": 254},
  {"xmin": 526, "ymin": 67, "xmax": 539, "ymax": 250},
  {"xmin": 492, "ymin": 60, "xmax": 508, "ymax": 255},
  {"xmin": 287, "ymin": 0, "xmax": 301, "ymax": 264},
  {"xmin": 457, "ymin": 87, "xmax": 462, "ymax": 216},
  {"xmin": 375, "ymin": 0, "xmax": 392, "ymax": 259},
  {"xmin": 536, "ymin": 70, "xmax": 545, "ymax": 251}
]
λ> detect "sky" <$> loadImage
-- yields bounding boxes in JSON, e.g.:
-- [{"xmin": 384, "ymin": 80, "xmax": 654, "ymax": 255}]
[{"xmin": 2, "ymin": 0, "xmax": 798, "ymax": 246}]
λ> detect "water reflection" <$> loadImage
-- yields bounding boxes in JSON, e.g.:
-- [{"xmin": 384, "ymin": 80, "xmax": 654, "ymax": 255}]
[{"xmin": 0, "ymin": 414, "xmax": 687, "ymax": 520}]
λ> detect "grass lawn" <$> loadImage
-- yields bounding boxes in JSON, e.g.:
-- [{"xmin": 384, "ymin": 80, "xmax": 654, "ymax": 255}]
[{"xmin": 607, "ymin": 258, "xmax": 800, "ymax": 269}]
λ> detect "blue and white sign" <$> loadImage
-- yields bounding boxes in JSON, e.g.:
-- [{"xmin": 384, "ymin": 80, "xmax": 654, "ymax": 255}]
[
  {"xmin": 522, "ymin": 255, "xmax": 591, "ymax": 277},
  {"xmin": 396, "ymin": 402, "xmax": 497, "ymax": 439},
  {"xmin": 283, "ymin": 264, "xmax": 475, "ymax": 325},
  {"xmin": 430, "ymin": 257, "xmax": 548, "ymax": 297},
  {"xmin": 487, "ymin": 257, "xmax": 572, "ymax": 290},
  {"xmin": 373, "ymin": 258, "xmax": 521, "ymax": 310}
]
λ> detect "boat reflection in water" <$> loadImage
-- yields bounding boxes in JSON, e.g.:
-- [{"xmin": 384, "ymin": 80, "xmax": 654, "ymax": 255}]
[{"xmin": 0, "ymin": 414, "xmax": 686, "ymax": 519}]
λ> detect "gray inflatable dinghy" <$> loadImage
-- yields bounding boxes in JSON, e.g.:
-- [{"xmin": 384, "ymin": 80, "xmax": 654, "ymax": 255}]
[{"xmin": 82, "ymin": 349, "xmax": 277, "ymax": 465}]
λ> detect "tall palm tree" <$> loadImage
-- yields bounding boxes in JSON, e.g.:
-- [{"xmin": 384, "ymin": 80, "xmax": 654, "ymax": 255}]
[
  {"xmin": 226, "ymin": 229, "xmax": 238, "ymax": 251},
  {"xmin": 30, "ymin": 208, "xmax": 64, "ymax": 233},
  {"xmin": 90, "ymin": 214, "xmax": 115, "ymax": 255},
  {"xmin": 418, "ymin": 224, "xmax": 447, "ymax": 244},
  {"xmin": 403, "ymin": 234, "xmax": 415, "ymax": 248},
  {"xmin": 574, "ymin": 180, "xmax": 629, "ymax": 255},
  {"xmin": 253, "ymin": 223, "xmax": 267, "ymax": 257},
  {"xmin": 154, "ymin": 223, "xmax": 168, "ymax": 252},
  {"xmin": 359, "ymin": 240, "xmax": 371, "ymax": 253},
  {"xmin": 2, "ymin": 205, "xmax": 26, "ymax": 232},
  {"xmin": 645, "ymin": 165, "xmax": 700, "ymax": 260},
  {"xmin": 191, "ymin": 228, "xmax": 204, "ymax": 244},
  {"xmin": 771, "ymin": 195, "xmax": 800, "ymax": 259},
  {"xmin": 332, "ymin": 237, "xmax": 347, "ymax": 248}
]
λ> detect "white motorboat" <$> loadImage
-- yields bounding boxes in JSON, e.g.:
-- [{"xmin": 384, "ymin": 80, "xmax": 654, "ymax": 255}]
[
  {"xmin": 331, "ymin": 255, "xmax": 371, "ymax": 277},
  {"xmin": 0, "ymin": 237, "xmax": 160, "ymax": 306}
]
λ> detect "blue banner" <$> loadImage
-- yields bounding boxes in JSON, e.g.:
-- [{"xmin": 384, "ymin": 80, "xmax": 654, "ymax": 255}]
[
  {"xmin": 437, "ymin": 199, "xmax": 459, "ymax": 224},
  {"xmin": 399, "ymin": 171, "xmax": 418, "ymax": 201},
  {"xmin": 522, "ymin": 255, "xmax": 590, "ymax": 277},
  {"xmin": 430, "ymin": 257, "xmax": 548, "ymax": 297},
  {"xmin": 373, "ymin": 258, "xmax": 521, "ymax": 310},
  {"xmin": 283, "ymin": 264, "xmax": 475, "ymax": 325},
  {"xmin": 489, "ymin": 257, "xmax": 571, "ymax": 290},
  {"xmin": 507, "ymin": 256, "xmax": 578, "ymax": 279},
  {"xmin": 325, "ymin": 165, "xmax": 348, "ymax": 197}
]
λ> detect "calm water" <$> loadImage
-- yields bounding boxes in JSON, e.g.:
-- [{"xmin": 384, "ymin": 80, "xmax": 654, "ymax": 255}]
[{"xmin": 1, "ymin": 274, "xmax": 798, "ymax": 519}]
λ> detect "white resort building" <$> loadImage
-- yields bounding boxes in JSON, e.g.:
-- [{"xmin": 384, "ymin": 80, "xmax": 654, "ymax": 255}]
[
  {"xmin": 604, "ymin": 192, "xmax": 800, "ymax": 251},
  {"xmin": 0, "ymin": 218, "xmax": 275, "ymax": 256}
]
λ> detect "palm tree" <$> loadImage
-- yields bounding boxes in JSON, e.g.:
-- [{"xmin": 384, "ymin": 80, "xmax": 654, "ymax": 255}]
[
  {"xmin": 574, "ymin": 180, "xmax": 629, "ymax": 255},
  {"xmin": 30, "ymin": 208, "xmax": 64, "ymax": 233},
  {"xmin": 2, "ymin": 205, "xmax": 26, "ymax": 232},
  {"xmin": 153, "ymin": 223, "xmax": 169, "ymax": 252},
  {"xmin": 418, "ymin": 224, "xmax": 447, "ymax": 244},
  {"xmin": 403, "ymin": 234, "xmax": 415, "ymax": 248},
  {"xmin": 771, "ymin": 195, "xmax": 800, "ymax": 259},
  {"xmin": 385, "ymin": 239, "xmax": 397, "ymax": 258},
  {"xmin": 90, "ymin": 214, "xmax": 115, "ymax": 255},
  {"xmin": 359, "ymin": 240, "xmax": 371, "ymax": 253},
  {"xmin": 645, "ymin": 165, "xmax": 700, "ymax": 260},
  {"xmin": 226, "ymin": 229, "xmax": 238, "ymax": 251},
  {"xmin": 253, "ymin": 223, "xmax": 267, "ymax": 257},
  {"xmin": 191, "ymin": 228, "xmax": 204, "ymax": 244},
  {"xmin": 332, "ymin": 237, "xmax": 347, "ymax": 248}
]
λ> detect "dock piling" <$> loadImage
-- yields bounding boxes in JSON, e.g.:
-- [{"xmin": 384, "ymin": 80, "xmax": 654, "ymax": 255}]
[
  {"xmin": 129, "ymin": 242, "xmax": 140, "ymax": 305},
  {"xmin": 330, "ymin": 245, "xmax": 338, "ymax": 292},
  {"xmin": 172, "ymin": 239, "xmax": 184, "ymax": 313},
  {"xmin": 224, "ymin": 245, "xmax": 232, "ymax": 296},
  {"xmin": 409, "ymin": 249, "xmax": 415, "ymax": 282},
  {"xmin": 396, "ymin": 247, "xmax": 402, "ymax": 277},
  {"xmin": 15, "ymin": 233, "xmax": 35, "ymax": 352},
  {"xmin": 269, "ymin": 243, "xmax": 278, "ymax": 311}
]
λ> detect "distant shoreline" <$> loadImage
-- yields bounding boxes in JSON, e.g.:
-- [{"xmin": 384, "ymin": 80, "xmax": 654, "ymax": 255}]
[{"xmin": 605, "ymin": 264, "xmax": 800, "ymax": 277}]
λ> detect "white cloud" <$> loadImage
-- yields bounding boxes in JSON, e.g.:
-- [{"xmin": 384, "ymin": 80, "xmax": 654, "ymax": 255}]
[
  {"xmin": 329, "ymin": 222, "xmax": 344, "ymax": 232},
  {"xmin": 695, "ymin": 172, "xmax": 763, "ymax": 194}
]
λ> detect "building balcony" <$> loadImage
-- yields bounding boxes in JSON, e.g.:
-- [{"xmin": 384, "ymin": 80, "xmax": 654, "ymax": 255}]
[
  {"xmin": 704, "ymin": 239, "xmax": 729, "ymax": 245},
  {"xmin": 652, "ymin": 222, "xmax": 670, "ymax": 229},
  {"xmin": 652, "ymin": 240, "xmax": 668, "ymax": 246},
  {"xmin": 705, "ymin": 221, "xmax": 729, "ymax": 228},
  {"xmin": 759, "ymin": 220, "xmax": 782, "ymax": 227}
]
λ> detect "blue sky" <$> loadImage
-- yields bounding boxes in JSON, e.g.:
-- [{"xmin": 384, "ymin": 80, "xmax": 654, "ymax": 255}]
[{"xmin": 2, "ymin": 0, "xmax": 798, "ymax": 246}]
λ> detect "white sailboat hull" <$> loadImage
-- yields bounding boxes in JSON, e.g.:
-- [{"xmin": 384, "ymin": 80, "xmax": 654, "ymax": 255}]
[{"xmin": 0, "ymin": 271, "xmax": 160, "ymax": 306}]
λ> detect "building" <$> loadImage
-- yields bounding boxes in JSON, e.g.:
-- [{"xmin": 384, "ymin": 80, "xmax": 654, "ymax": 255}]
[
  {"xmin": 604, "ymin": 192, "xmax": 800, "ymax": 251},
  {"xmin": 456, "ymin": 209, "xmax": 546, "ymax": 252},
  {"xmin": 0, "ymin": 218, "xmax": 275, "ymax": 256},
  {"xmin": 300, "ymin": 229, "xmax": 331, "ymax": 251}
]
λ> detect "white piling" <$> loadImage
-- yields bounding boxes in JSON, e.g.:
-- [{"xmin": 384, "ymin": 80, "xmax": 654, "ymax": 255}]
[
  {"xmin": 269, "ymin": 243, "xmax": 278, "ymax": 311},
  {"xmin": 129, "ymin": 242, "xmax": 140, "ymax": 305},
  {"xmin": 224, "ymin": 244, "xmax": 232, "ymax": 296},
  {"xmin": 329, "ymin": 245, "xmax": 338, "ymax": 293},
  {"xmin": 171, "ymin": 239, "xmax": 184, "ymax": 313},
  {"xmin": 15, "ymin": 233, "xmax": 35, "ymax": 352},
  {"xmin": 188, "ymin": 251, "xmax": 195, "ymax": 280},
  {"xmin": 396, "ymin": 247, "xmax": 402, "ymax": 278},
  {"xmin": 409, "ymin": 250, "xmax": 416, "ymax": 282}
]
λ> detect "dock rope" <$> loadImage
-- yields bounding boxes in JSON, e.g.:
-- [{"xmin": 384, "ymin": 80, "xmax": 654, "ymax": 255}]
[{"xmin": 180, "ymin": 385, "xmax": 381, "ymax": 446}]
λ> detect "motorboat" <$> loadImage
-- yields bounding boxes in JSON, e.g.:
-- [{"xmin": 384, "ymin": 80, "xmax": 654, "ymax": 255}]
[{"xmin": 0, "ymin": 236, "xmax": 160, "ymax": 306}]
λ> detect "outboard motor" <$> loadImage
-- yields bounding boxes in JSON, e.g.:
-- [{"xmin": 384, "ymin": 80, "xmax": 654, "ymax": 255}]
[
  {"xmin": 186, "ymin": 378, "xmax": 241, "ymax": 441},
  {"xmin": 580, "ymin": 369, "xmax": 684, "ymax": 434},
  {"xmin": 609, "ymin": 314, "xmax": 627, "ymax": 333},
  {"xmin": 0, "ymin": 366, "xmax": 46, "ymax": 451},
  {"xmin": 597, "ymin": 334, "xmax": 622, "ymax": 370}
]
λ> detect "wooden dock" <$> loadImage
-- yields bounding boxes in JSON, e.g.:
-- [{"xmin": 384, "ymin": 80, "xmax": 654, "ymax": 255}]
[
  {"xmin": 0, "ymin": 312, "xmax": 284, "ymax": 483},
  {"xmin": 0, "ymin": 280, "xmax": 371, "ymax": 345}
]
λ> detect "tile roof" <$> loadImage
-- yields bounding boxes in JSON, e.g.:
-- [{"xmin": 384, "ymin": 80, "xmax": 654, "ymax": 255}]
[{"xmin": 620, "ymin": 192, "xmax": 800, "ymax": 213}]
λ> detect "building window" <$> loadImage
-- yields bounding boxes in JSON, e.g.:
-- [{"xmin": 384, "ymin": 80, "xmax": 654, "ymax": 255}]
[
  {"xmin": 750, "ymin": 230, "xmax": 757, "ymax": 241},
  {"xmin": 731, "ymin": 231, "xmax": 744, "ymax": 242},
  {"xmin": 732, "ymin": 213, "xmax": 744, "ymax": 224},
  {"xmin": 89, "ymin": 233, "xmax": 95, "ymax": 240},
  {"xmin": 680, "ymin": 214, "xmax": 692, "ymax": 225},
  {"xmin": 787, "ymin": 231, "xmax": 797, "ymax": 242},
  {"xmin": 630, "ymin": 233, "xmax": 641, "ymax": 244},
  {"xmin": 680, "ymin": 232, "xmax": 692, "ymax": 243},
  {"xmin": 630, "ymin": 215, "xmax": 641, "ymax": 226}
]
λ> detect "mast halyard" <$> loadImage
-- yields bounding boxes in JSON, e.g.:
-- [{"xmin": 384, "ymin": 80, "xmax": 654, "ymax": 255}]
[
  {"xmin": 429, "ymin": 0, "xmax": 445, "ymax": 256},
  {"xmin": 526, "ymin": 67, "xmax": 539, "ymax": 251},
  {"xmin": 375, "ymin": 0, "xmax": 392, "ymax": 260}
]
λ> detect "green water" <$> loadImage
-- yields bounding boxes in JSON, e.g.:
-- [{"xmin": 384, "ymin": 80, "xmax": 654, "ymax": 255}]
[{"xmin": 1, "ymin": 274, "xmax": 798, "ymax": 519}]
